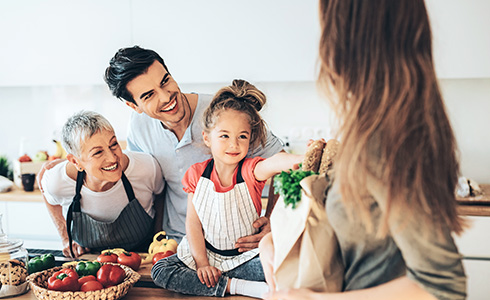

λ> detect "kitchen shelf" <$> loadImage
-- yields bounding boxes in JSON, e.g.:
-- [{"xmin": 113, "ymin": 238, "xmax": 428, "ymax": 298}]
[
  {"xmin": 1, "ymin": 184, "xmax": 489, "ymax": 216},
  {"xmin": 0, "ymin": 185, "xmax": 43, "ymax": 202}
]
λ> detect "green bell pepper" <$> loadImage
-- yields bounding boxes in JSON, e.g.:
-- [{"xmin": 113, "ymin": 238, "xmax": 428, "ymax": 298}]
[
  {"xmin": 76, "ymin": 261, "xmax": 101, "ymax": 277},
  {"xmin": 28, "ymin": 253, "xmax": 55, "ymax": 274}
]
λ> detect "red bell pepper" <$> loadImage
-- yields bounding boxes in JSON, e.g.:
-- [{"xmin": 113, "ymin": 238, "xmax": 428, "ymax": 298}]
[
  {"xmin": 96, "ymin": 264, "xmax": 125, "ymax": 287},
  {"xmin": 47, "ymin": 268, "xmax": 80, "ymax": 291}
]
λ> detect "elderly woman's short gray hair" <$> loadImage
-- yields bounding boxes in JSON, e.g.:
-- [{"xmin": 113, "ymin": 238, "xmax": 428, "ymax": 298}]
[{"xmin": 62, "ymin": 111, "xmax": 115, "ymax": 156}]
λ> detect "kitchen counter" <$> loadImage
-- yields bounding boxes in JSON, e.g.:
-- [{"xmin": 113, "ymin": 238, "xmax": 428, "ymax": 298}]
[
  {"xmin": 15, "ymin": 286, "xmax": 252, "ymax": 300},
  {"xmin": 456, "ymin": 184, "xmax": 490, "ymax": 217},
  {"xmin": 0, "ymin": 185, "xmax": 43, "ymax": 202},
  {"xmin": 14, "ymin": 254, "xmax": 252, "ymax": 300},
  {"xmin": 2, "ymin": 184, "xmax": 490, "ymax": 217}
]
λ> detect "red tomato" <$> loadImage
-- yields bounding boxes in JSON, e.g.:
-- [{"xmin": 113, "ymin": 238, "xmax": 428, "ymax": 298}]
[
  {"xmin": 81, "ymin": 280, "xmax": 104, "ymax": 292},
  {"xmin": 152, "ymin": 250, "xmax": 175, "ymax": 265},
  {"xmin": 97, "ymin": 252, "xmax": 118, "ymax": 263},
  {"xmin": 117, "ymin": 251, "xmax": 141, "ymax": 271},
  {"xmin": 78, "ymin": 275, "xmax": 97, "ymax": 285},
  {"xmin": 97, "ymin": 264, "xmax": 125, "ymax": 287}
]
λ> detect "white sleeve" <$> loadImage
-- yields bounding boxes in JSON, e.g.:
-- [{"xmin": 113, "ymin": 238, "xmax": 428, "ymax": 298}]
[
  {"xmin": 151, "ymin": 155, "xmax": 165, "ymax": 195},
  {"xmin": 41, "ymin": 166, "xmax": 65, "ymax": 206}
]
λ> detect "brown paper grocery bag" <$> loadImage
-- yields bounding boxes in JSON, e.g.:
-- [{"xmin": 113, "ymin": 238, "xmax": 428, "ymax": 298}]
[{"xmin": 270, "ymin": 174, "xmax": 343, "ymax": 292}]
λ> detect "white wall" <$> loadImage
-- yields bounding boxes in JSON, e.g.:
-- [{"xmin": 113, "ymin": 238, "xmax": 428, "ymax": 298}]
[{"xmin": 0, "ymin": 78, "xmax": 489, "ymax": 183}]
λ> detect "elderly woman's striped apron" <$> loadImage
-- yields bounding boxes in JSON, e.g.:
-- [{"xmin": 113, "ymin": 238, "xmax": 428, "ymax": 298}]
[
  {"xmin": 66, "ymin": 171, "xmax": 153, "ymax": 257},
  {"xmin": 177, "ymin": 159, "xmax": 259, "ymax": 272}
]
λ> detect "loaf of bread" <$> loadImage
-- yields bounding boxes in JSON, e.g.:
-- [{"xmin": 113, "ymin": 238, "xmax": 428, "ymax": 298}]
[
  {"xmin": 302, "ymin": 140, "xmax": 326, "ymax": 172},
  {"xmin": 318, "ymin": 139, "xmax": 340, "ymax": 174},
  {"xmin": 302, "ymin": 139, "xmax": 340, "ymax": 174},
  {"xmin": 0, "ymin": 259, "xmax": 28, "ymax": 286}
]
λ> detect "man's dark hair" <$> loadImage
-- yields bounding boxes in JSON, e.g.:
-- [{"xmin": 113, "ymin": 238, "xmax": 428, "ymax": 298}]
[{"xmin": 104, "ymin": 45, "xmax": 169, "ymax": 104}]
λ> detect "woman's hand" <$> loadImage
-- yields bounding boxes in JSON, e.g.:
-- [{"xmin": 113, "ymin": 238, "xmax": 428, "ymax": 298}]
[
  {"xmin": 197, "ymin": 265, "xmax": 222, "ymax": 287},
  {"xmin": 62, "ymin": 240, "xmax": 90, "ymax": 258},
  {"xmin": 259, "ymin": 232, "xmax": 276, "ymax": 291},
  {"xmin": 235, "ymin": 216, "xmax": 271, "ymax": 252}
]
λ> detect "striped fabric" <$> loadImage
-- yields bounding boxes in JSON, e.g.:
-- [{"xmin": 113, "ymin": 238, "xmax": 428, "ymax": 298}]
[
  {"xmin": 72, "ymin": 198, "xmax": 153, "ymax": 251},
  {"xmin": 67, "ymin": 171, "xmax": 153, "ymax": 253},
  {"xmin": 178, "ymin": 160, "xmax": 259, "ymax": 272}
]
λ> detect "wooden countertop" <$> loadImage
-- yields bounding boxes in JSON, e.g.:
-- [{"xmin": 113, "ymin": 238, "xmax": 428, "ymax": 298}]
[
  {"xmin": 456, "ymin": 184, "xmax": 490, "ymax": 217},
  {"xmin": 2, "ymin": 183, "xmax": 490, "ymax": 217},
  {"xmin": 0, "ymin": 185, "xmax": 43, "ymax": 202},
  {"xmin": 15, "ymin": 253, "xmax": 253, "ymax": 300},
  {"xmin": 15, "ymin": 287, "xmax": 252, "ymax": 300}
]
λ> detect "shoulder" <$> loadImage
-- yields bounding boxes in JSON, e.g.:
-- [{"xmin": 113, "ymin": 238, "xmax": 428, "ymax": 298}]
[
  {"xmin": 182, "ymin": 159, "xmax": 212, "ymax": 188},
  {"xmin": 128, "ymin": 111, "xmax": 160, "ymax": 135},
  {"xmin": 43, "ymin": 161, "xmax": 69, "ymax": 185},
  {"xmin": 42, "ymin": 161, "xmax": 74, "ymax": 202},
  {"xmin": 124, "ymin": 151, "xmax": 161, "ymax": 178},
  {"xmin": 182, "ymin": 159, "xmax": 210, "ymax": 193},
  {"xmin": 194, "ymin": 94, "xmax": 213, "ymax": 114},
  {"xmin": 125, "ymin": 150, "xmax": 157, "ymax": 164},
  {"xmin": 187, "ymin": 159, "xmax": 212, "ymax": 176}
]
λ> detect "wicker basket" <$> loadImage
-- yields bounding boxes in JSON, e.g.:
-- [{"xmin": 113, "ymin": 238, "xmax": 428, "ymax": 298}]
[{"xmin": 26, "ymin": 263, "xmax": 140, "ymax": 300}]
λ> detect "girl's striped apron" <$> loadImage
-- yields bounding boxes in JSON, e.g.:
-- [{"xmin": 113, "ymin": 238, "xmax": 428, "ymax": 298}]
[
  {"xmin": 177, "ymin": 159, "xmax": 259, "ymax": 272},
  {"xmin": 66, "ymin": 171, "xmax": 154, "ymax": 257}
]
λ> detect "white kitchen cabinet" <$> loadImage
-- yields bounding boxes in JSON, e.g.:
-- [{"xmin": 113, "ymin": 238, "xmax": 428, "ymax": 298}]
[
  {"xmin": 426, "ymin": 0, "xmax": 490, "ymax": 78},
  {"xmin": 1, "ymin": 201, "xmax": 61, "ymax": 249},
  {"xmin": 454, "ymin": 216, "xmax": 490, "ymax": 300},
  {"xmin": 0, "ymin": 0, "xmax": 132, "ymax": 86},
  {"xmin": 462, "ymin": 259, "xmax": 490, "ymax": 300},
  {"xmin": 1, "ymin": 0, "xmax": 487, "ymax": 86},
  {"xmin": 130, "ymin": 0, "xmax": 320, "ymax": 83},
  {"xmin": 453, "ymin": 216, "xmax": 490, "ymax": 258}
]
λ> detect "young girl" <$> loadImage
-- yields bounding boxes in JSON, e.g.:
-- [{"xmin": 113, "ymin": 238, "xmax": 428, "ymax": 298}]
[
  {"xmin": 261, "ymin": 1, "xmax": 466, "ymax": 300},
  {"xmin": 151, "ymin": 79, "xmax": 302, "ymax": 298}
]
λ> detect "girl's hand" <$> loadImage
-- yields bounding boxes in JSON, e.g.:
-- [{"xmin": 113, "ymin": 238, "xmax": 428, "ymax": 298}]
[
  {"xmin": 197, "ymin": 265, "xmax": 222, "ymax": 287},
  {"xmin": 264, "ymin": 288, "xmax": 322, "ymax": 300}
]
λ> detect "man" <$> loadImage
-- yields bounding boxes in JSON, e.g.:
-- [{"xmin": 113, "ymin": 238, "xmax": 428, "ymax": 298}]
[{"xmin": 104, "ymin": 46, "xmax": 283, "ymax": 251}]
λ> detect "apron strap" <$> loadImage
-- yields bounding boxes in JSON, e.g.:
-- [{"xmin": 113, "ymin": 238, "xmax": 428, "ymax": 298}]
[
  {"xmin": 201, "ymin": 159, "xmax": 214, "ymax": 179},
  {"xmin": 121, "ymin": 172, "xmax": 136, "ymax": 201},
  {"xmin": 66, "ymin": 171, "xmax": 134, "ymax": 257},
  {"xmin": 201, "ymin": 159, "xmax": 245, "ymax": 183},
  {"xmin": 235, "ymin": 159, "xmax": 245, "ymax": 184},
  {"xmin": 205, "ymin": 240, "xmax": 240, "ymax": 256},
  {"xmin": 200, "ymin": 159, "xmax": 246, "ymax": 256},
  {"xmin": 66, "ymin": 170, "xmax": 84, "ymax": 258}
]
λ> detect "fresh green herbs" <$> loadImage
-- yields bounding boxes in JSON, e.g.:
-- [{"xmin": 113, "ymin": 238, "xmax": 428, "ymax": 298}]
[
  {"xmin": 0, "ymin": 155, "xmax": 13, "ymax": 180},
  {"xmin": 273, "ymin": 167, "xmax": 317, "ymax": 208}
]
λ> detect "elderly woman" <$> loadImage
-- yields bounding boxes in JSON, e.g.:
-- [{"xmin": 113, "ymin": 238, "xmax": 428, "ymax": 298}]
[{"xmin": 41, "ymin": 111, "xmax": 164, "ymax": 258}]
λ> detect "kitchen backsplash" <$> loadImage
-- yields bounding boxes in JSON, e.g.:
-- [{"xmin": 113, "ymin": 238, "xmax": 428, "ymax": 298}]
[{"xmin": 0, "ymin": 79, "xmax": 489, "ymax": 183}]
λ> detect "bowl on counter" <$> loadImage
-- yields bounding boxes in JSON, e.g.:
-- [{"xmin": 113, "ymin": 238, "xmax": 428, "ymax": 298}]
[
  {"xmin": 0, "ymin": 223, "xmax": 29, "ymax": 298},
  {"xmin": 27, "ymin": 263, "xmax": 140, "ymax": 300}
]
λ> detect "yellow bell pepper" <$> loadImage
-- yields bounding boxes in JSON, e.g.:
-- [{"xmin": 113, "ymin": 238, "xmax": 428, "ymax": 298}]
[{"xmin": 148, "ymin": 231, "xmax": 178, "ymax": 255}]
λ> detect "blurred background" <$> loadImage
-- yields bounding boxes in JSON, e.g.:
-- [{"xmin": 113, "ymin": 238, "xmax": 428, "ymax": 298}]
[{"xmin": 0, "ymin": 0, "xmax": 489, "ymax": 183}]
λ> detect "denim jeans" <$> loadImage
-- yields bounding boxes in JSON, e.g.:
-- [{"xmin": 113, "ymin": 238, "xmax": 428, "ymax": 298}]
[{"xmin": 151, "ymin": 254, "xmax": 265, "ymax": 297}]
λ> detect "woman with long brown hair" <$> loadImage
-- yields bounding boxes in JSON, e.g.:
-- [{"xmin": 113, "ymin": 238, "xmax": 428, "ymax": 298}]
[{"xmin": 261, "ymin": 0, "xmax": 466, "ymax": 299}]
